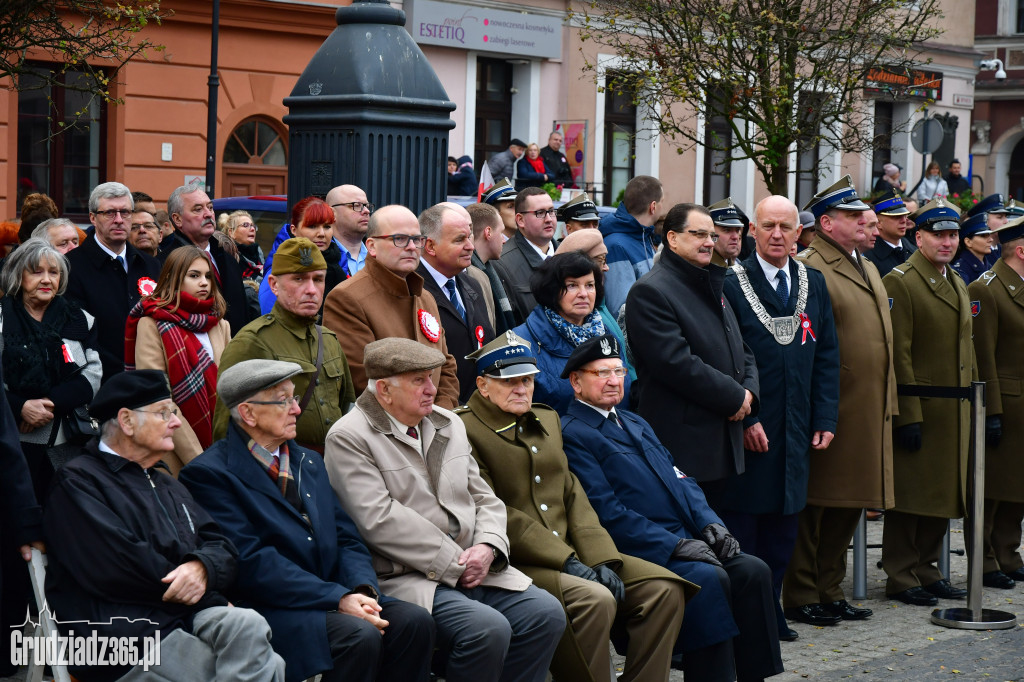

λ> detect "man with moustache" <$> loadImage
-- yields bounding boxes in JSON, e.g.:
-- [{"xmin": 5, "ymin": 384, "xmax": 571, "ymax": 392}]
[
  {"xmin": 324, "ymin": 205, "xmax": 461, "ymax": 409},
  {"xmin": 719, "ymin": 195, "xmax": 840, "ymax": 635},
  {"xmin": 214, "ymin": 238, "xmax": 356, "ymax": 452},
  {"xmin": 324, "ymin": 184, "xmax": 372, "ymax": 276},
  {"xmin": 708, "ymin": 197, "xmax": 745, "ymax": 267},
  {"xmin": 161, "ymin": 180, "xmax": 252, "ymax": 335},
  {"xmin": 66, "ymin": 182, "xmax": 162, "ymax": 382},
  {"xmin": 864, "ymin": 189, "xmax": 916, "ymax": 276},
  {"xmin": 786, "ymin": 176, "xmax": 897, "ymax": 623},
  {"xmin": 626, "ymin": 203, "xmax": 759, "ymax": 493},
  {"xmin": 881, "ymin": 198, "xmax": 975, "ymax": 606}
]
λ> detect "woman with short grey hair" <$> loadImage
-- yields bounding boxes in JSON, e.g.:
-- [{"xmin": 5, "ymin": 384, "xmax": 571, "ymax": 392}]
[{"xmin": 0, "ymin": 238, "xmax": 101, "ymax": 495}]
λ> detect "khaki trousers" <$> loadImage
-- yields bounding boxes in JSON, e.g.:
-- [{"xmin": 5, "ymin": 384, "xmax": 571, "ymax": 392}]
[
  {"xmin": 882, "ymin": 510, "xmax": 948, "ymax": 593},
  {"xmin": 782, "ymin": 505, "xmax": 862, "ymax": 607},
  {"xmin": 982, "ymin": 499, "xmax": 1024, "ymax": 573}
]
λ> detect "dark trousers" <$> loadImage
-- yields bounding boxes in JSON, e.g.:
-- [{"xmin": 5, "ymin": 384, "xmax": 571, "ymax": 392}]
[
  {"xmin": 681, "ymin": 554, "xmax": 784, "ymax": 682},
  {"xmin": 323, "ymin": 600, "xmax": 435, "ymax": 682},
  {"xmin": 881, "ymin": 510, "xmax": 948, "ymax": 594},
  {"xmin": 783, "ymin": 505, "xmax": 862, "ymax": 607},
  {"xmin": 983, "ymin": 499, "xmax": 1024, "ymax": 573}
]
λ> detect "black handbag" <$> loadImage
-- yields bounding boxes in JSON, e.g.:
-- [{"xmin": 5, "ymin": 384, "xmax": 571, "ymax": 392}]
[{"xmin": 62, "ymin": 405, "xmax": 100, "ymax": 446}]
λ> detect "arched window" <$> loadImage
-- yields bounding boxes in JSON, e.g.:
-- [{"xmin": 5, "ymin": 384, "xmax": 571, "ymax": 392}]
[{"xmin": 222, "ymin": 116, "xmax": 287, "ymax": 196}]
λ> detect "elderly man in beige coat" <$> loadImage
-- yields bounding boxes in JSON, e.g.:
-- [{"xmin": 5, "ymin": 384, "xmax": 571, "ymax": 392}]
[{"xmin": 325, "ymin": 337, "xmax": 564, "ymax": 682}]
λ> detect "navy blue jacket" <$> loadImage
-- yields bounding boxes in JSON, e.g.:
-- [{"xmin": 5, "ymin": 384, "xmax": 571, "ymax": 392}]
[
  {"xmin": 720, "ymin": 255, "xmax": 840, "ymax": 514},
  {"xmin": 560, "ymin": 401, "xmax": 738, "ymax": 651},
  {"xmin": 180, "ymin": 423, "xmax": 384, "ymax": 682},
  {"xmin": 952, "ymin": 250, "xmax": 996, "ymax": 285},
  {"xmin": 513, "ymin": 306, "xmax": 631, "ymax": 415}
]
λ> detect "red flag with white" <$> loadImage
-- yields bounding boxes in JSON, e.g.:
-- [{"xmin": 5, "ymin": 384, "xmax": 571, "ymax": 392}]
[{"xmin": 478, "ymin": 161, "xmax": 495, "ymax": 201}]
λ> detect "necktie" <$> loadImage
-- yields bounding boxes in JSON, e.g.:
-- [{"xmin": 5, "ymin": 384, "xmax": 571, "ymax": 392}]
[
  {"xmin": 894, "ymin": 245, "xmax": 906, "ymax": 263},
  {"xmin": 267, "ymin": 454, "xmax": 280, "ymax": 482},
  {"xmin": 406, "ymin": 426, "xmax": 419, "ymax": 440},
  {"xmin": 445, "ymin": 278, "xmax": 467, "ymax": 322},
  {"xmin": 116, "ymin": 255, "xmax": 126, "ymax": 272},
  {"xmin": 775, "ymin": 269, "xmax": 789, "ymax": 307},
  {"xmin": 608, "ymin": 412, "xmax": 623, "ymax": 429}
]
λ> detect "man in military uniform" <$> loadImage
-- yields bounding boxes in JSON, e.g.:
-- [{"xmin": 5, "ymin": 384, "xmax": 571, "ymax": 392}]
[
  {"xmin": 882, "ymin": 198, "xmax": 976, "ymax": 606},
  {"xmin": 708, "ymin": 197, "xmax": 745, "ymax": 267},
  {"xmin": 863, "ymin": 189, "xmax": 916, "ymax": 277},
  {"xmin": 787, "ymin": 176, "xmax": 897, "ymax": 623},
  {"xmin": 214, "ymin": 238, "xmax": 355, "ymax": 452},
  {"xmin": 968, "ymin": 217, "xmax": 1024, "ymax": 589},
  {"xmin": 952, "ymin": 213, "xmax": 996, "ymax": 285},
  {"xmin": 558, "ymin": 193, "xmax": 601, "ymax": 234},
  {"xmin": 481, "ymin": 178, "xmax": 518, "ymax": 241}
]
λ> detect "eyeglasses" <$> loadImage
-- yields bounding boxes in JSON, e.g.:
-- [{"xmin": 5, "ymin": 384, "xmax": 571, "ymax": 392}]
[
  {"xmin": 130, "ymin": 223, "xmax": 158, "ymax": 232},
  {"xmin": 134, "ymin": 407, "xmax": 179, "ymax": 422},
  {"xmin": 332, "ymin": 201, "xmax": 374, "ymax": 214},
  {"xmin": 683, "ymin": 230, "xmax": 719, "ymax": 242},
  {"xmin": 93, "ymin": 209, "xmax": 133, "ymax": 219},
  {"xmin": 579, "ymin": 367, "xmax": 628, "ymax": 379},
  {"xmin": 592, "ymin": 255, "xmax": 607, "ymax": 266},
  {"xmin": 527, "ymin": 208, "xmax": 557, "ymax": 219},
  {"xmin": 246, "ymin": 395, "xmax": 300, "ymax": 409},
  {"xmin": 376, "ymin": 233, "xmax": 427, "ymax": 248},
  {"xmin": 234, "ymin": 221, "xmax": 254, "ymax": 229}
]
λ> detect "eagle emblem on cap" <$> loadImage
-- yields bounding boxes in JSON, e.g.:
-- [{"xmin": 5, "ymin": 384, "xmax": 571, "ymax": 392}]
[
  {"xmin": 936, "ymin": 198, "xmax": 945, "ymax": 208},
  {"xmin": 299, "ymin": 247, "xmax": 314, "ymax": 267},
  {"xmin": 505, "ymin": 330, "xmax": 520, "ymax": 346},
  {"xmin": 600, "ymin": 338, "xmax": 612, "ymax": 355}
]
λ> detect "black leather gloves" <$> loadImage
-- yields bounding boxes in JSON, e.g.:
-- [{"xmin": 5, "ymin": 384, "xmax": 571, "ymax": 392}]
[
  {"xmin": 895, "ymin": 423, "xmax": 922, "ymax": 451},
  {"xmin": 672, "ymin": 538, "xmax": 722, "ymax": 567},
  {"xmin": 702, "ymin": 523, "xmax": 741, "ymax": 561},
  {"xmin": 986, "ymin": 416, "xmax": 1002, "ymax": 448},
  {"xmin": 563, "ymin": 556, "xmax": 598, "ymax": 581},
  {"xmin": 593, "ymin": 564, "xmax": 625, "ymax": 603}
]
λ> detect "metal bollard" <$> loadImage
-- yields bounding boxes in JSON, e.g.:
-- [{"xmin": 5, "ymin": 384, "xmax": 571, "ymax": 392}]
[{"xmin": 852, "ymin": 510, "xmax": 867, "ymax": 600}]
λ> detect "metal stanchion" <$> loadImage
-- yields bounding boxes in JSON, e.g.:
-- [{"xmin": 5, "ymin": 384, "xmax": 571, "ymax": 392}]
[
  {"xmin": 938, "ymin": 520, "xmax": 951, "ymax": 579},
  {"xmin": 852, "ymin": 510, "xmax": 867, "ymax": 600},
  {"xmin": 931, "ymin": 381, "xmax": 1016, "ymax": 629}
]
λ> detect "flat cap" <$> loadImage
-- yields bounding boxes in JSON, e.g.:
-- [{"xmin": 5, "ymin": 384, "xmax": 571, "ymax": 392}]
[
  {"xmin": 708, "ymin": 198, "xmax": 744, "ymax": 228},
  {"xmin": 364, "ymin": 337, "xmax": 445, "ymax": 379},
  {"xmin": 466, "ymin": 331, "xmax": 539, "ymax": 378},
  {"xmin": 560, "ymin": 334, "xmax": 622, "ymax": 379},
  {"xmin": 803, "ymin": 175, "xmax": 869, "ymax": 219},
  {"xmin": 558, "ymin": 193, "xmax": 600, "ymax": 223},
  {"xmin": 872, "ymin": 188, "xmax": 910, "ymax": 216},
  {"xmin": 911, "ymin": 197, "xmax": 961, "ymax": 232},
  {"xmin": 482, "ymin": 178, "xmax": 516, "ymax": 205},
  {"xmin": 271, "ymin": 237, "xmax": 327, "ymax": 276},
  {"xmin": 555, "ymin": 229, "xmax": 607, "ymax": 260},
  {"xmin": 798, "ymin": 211, "xmax": 816, "ymax": 230},
  {"xmin": 91, "ymin": 370, "xmax": 171, "ymax": 423},
  {"xmin": 219, "ymin": 360, "xmax": 303, "ymax": 409}
]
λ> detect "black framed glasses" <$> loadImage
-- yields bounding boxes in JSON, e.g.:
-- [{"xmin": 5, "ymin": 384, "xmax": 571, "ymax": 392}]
[
  {"xmin": 685, "ymin": 230, "xmax": 719, "ymax": 242},
  {"xmin": 376, "ymin": 233, "xmax": 427, "ymax": 248},
  {"xmin": 93, "ymin": 209, "xmax": 133, "ymax": 219},
  {"xmin": 332, "ymin": 201, "xmax": 374, "ymax": 214},
  {"xmin": 130, "ymin": 222, "xmax": 159, "ymax": 232},
  {"xmin": 528, "ymin": 208, "xmax": 557, "ymax": 218}
]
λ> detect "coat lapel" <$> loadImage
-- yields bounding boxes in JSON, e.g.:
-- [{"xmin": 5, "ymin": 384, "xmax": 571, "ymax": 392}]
[
  {"xmin": 225, "ymin": 427, "xmax": 309, "ymax": 526},
  {"xmin": 909, "ymin": 251, "xmax": 960, "ymax": 312},
  {"xmin": 993, "ymin": 260, "xmax": 1024, "ymax": 310}
]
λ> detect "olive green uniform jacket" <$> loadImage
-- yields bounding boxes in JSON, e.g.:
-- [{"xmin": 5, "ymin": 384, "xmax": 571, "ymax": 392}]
[
  {"xmin": 797, "ymin": 234, "xmax": 897, "ymax": 508},
  {"xmin": 883, "ymin": 250, "xmax": 977, "ymax": 518},
  {"xmin": 968, "ymin": 259, "xmax": 1024, "ymax": 502},
  {"xmin": 213, "ymin": 303, "xmax": 355, "ymax": 449},
  {"xmin": 457, "ymin": 392, "xmax": 695, "ymax": 682}
]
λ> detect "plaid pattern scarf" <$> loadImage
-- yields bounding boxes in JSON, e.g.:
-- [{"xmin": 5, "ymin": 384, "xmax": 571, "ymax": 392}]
[
  {"xmin": 248, "ymin": 439, "xmax": 302, "ymax": 512},
  {"xmin": 125, "ymin": 292, "xmax": 222, "ymax": 448}
]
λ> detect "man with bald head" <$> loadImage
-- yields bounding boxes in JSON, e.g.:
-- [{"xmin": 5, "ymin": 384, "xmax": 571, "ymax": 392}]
[
  {"xmin": 720, "ymin": 195, "xmax": 840, "ymax": 638},
  {"xmin": 325, "ymin": 184, "xmax": 372, "ymax": 276},
  {"xmin": 324, "ymin": 205, "xmax": 461, "ymax": 408}
]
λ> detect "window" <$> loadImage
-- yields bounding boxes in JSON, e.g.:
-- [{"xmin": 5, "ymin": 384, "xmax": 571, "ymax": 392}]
[
  {"xmin": 702, "ymin": 85, "xmax": 732, "ymax": 205},
  {"xmin": 17, "ymin": 66, "xmax": 106, "ymax": 219},
  {"xmin": 1018, "ymin": 0, "xmax": 1024, "ymax": 33},
  {"xmin": 222, "ymin": 116, "xmax": 288, "ymax": 197},
  {"xmin": 872, "ymin": 101, "xmax": 894, "ymax": 191},
  {"xmin": 475, "ymin": 58, "xmax": 514, "ymax": 171},
  {"xmin": 795, "ymin": 93, "xmax": 826, "ymax": 208},
  {"xmin": 602, "ymin": 72, "xmax": 636, "ymax": 206}
]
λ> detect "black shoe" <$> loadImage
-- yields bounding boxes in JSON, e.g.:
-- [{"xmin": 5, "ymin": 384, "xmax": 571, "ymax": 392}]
[
  {"xmin": 983, "ymin": 570, "xmax": 1016, "ymax": 589},
  {"xmin": 824, "ymin": 599, "xmax": 873, "ymax": 620},
  {"xmin": 779, "ymin": 626, "xmax": 799, "ymax": 642},
  {"xmin": 1005, "ymin": 567, "xmax": 1024, "ymax": 582},
  {"xmin": 888, "ymin": 586, "xmax": 938, "ymax": 606},
  {"xmin": 924, "ymin": 579, "xmax": 967, "ymax": 599},
  {"xmin": 783, "ymin": 603, "xmax": 842, "ymax": 626}
]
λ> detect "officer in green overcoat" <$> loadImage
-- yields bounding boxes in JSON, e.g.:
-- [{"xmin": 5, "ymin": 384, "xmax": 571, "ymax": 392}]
[
  {"xmin": 968, "ymin": 217, "xmax": 1024, "ymax": 588},
  {"xmin": 456, "ymin": 332, "xmax": 693, "ymax": 682},
  {"xmin": 881, "ymin": 198, "xmax": 977, "ymax": 606}
]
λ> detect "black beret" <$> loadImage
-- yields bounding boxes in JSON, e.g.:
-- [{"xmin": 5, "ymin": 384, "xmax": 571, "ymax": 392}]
[
  {"xmin": 90, "ymin": 370, "xmax": 172, "ymax": 422},
  {"xmin": 560, "ymin": 334, "xmax": 622, "ymax": 379}
]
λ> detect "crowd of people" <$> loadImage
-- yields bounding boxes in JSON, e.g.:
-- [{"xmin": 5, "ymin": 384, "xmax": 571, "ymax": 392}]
[{"xmin": 0, "ymin": 153, "xmax": 1021, "ymax": 682}]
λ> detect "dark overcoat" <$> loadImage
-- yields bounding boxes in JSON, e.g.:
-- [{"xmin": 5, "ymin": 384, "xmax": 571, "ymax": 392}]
[
  {"xmin": 719, "ymin": 255, "xmax": 840, "ymax": 515},
  {"xmin": 457, "ymin": 393, "xmax": 694, "ymax": 682},
  {"xmin": 883, "ymin": 250, "xmax": 976, "ymax": 518},
  {"xmin": 968, "ymin": 260, "xmax": 1024, "ymax": 502},
  {"xmin": 180, "ymin": 424, "xmax": 386, "ymax": 682},
  {"xmin": 863, "ymin": 236, "xmax": 917, "ymax": 277},
  {"xmin": 560, "ymin": 401, "xmax": 737, "ymax": 651},
  {"xmin": 418, "ymin": 264, "xmax": 495, "ymax": 404},
  {"xmin": 625, "ymin": 247, "xmax": 759, "ymax": 482},
  {"xmin": 493, "ymin": 229, "xmax": 547, "ymax": 325},
  {"xmin": 66, "ymin": 236, "xmax": 161, "ymax": 382}
]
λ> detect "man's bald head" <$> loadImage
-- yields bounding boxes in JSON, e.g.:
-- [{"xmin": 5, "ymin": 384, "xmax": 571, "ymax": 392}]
[
  {"xmin": 325, "ymin": 184, "xmax": 370, "ymax": 242},
  {"xmin": 754, "ymin": 195, "xmax": 799, "ymax": 225},
  {"xmin": 752, "ymin": 195, "xmax": 801, "ymax": 268}
]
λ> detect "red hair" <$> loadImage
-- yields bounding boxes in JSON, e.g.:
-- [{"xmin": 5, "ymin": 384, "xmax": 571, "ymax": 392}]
[{"xmin": 291, "ymin": 196, "xmax": 334, "ymax": 229}]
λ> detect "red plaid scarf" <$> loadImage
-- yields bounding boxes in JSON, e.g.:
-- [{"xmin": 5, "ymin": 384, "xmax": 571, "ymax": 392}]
[{"xmin": 125, "ymin": 293, "xmax": 222, "ymax": 448}]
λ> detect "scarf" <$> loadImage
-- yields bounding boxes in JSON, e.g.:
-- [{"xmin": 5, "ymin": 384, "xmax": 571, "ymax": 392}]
[
  {"xmin": 526, "ymin": 156, "xmax": 546, "ymax": 174},
  {"xmin": 1, "ymin": 295, "xmax": 90, "ymax": 398},
  {"xmin": 543, "ymin": 306, "xmax": 605, "ymax": 347},
  {"xmin": 124, "ymin": 292, "xmax": 221, "ymax": 448},
  {"xmin": 248, "ymin": 438, "xmax": 303, "ymax": 513}
]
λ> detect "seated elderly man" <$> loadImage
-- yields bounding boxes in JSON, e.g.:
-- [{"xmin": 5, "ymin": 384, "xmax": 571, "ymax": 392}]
[
  {"xmin": 457, "ymin": 332, "xmax": 691, "ymax": 682},
  {"xmin": 325, "ymin": 338, "xmax": 565, "ymax": 682},
  {"xmin": 44, "ymin": 370, "xmax": 285, "ymax": 682},
  {"xmin": 181, "ymin": 359, "xmax": 435, "ymax": 682},
  {"xmin": 560, "ymin": 335, "xmax": 784, "ymax": 682}
]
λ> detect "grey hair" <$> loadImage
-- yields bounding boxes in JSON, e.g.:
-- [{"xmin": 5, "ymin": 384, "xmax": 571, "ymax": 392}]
[
  {"xmin": 167, "ymin": 178, "xmax": 206, "ymax": 221},
  {"xmin": 229, "ymin": 405, "xmax": 243, "ymax": 424},
  {"xmin": 32, "ymin": 218, "xmax": 78, "ymax": 242},
  {"xmin": 366, "ymin": 377, "xmax": 400, "ymax": 395},
  {"xmin": 419, "ymin": 205, "xmax": 450, "ymax": 240},
  {"xmin": 0, "ymin": 238, "xmax": 70, "ymax": 297},
  {"xmin": 100, "ymin": 418, "xmax": 121, "ymax": 441},
  {"xmin": 88, "ymin": 182, "xmax": 133, "ymax": 213}
]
